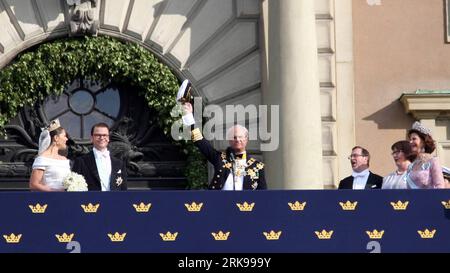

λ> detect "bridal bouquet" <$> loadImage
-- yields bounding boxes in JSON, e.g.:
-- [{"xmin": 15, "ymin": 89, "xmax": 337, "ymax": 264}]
[{"xmin": 63, "ymin": 172, "xmax": 88, "ymax": 192}]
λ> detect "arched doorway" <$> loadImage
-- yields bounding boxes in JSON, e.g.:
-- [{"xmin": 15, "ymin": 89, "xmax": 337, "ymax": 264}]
[
  {"xmin": 0, "ymin": 0, "xmax": 266, "ymax": 188},
  {"xmin": 0, "ymin": 37, "xmax": 194, "ymax": 190}
]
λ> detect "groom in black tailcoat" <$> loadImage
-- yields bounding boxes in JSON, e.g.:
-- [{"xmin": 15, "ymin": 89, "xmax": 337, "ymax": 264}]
[
  {"xmin": 338, "ymin": 146, "xmax": 382, "ymax": 190},
  {"xmin": 72, "ymin": 123, "xmax": 127, "ymax": 191}
]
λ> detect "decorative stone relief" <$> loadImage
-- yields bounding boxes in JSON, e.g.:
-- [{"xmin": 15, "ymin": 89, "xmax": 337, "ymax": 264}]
[{"xmin": 67, "ymin": 0, "xmax": 99, "ymax": 36}]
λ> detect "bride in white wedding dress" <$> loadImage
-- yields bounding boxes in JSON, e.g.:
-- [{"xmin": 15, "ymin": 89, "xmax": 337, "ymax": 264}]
[{"xmin": 29, "ymin": 119, "xmax": 71, "ymax": 192}]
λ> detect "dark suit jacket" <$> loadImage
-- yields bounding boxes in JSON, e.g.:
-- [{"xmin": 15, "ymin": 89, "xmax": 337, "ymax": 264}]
[
  {"xmin": 194, "ymin": 138, "xmax": 267, "ymax": 190},
  {"xmin": 72, "ymin": 151, "xmax": 127, "ymax": 191},
  {"xmin": 338, "ymin": 171, "xmax": 383, "ymax": 189}
]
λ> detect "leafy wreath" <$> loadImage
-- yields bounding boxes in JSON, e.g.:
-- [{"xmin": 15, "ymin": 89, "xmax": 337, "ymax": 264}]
[{"xmin": 0, "ymin": 36, "xmax": 207, "ymax": 189}]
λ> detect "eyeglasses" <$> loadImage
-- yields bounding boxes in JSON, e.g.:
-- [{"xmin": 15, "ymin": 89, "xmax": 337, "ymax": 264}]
[
  {"xmin": 233, "ymin": 136, "xmax": 247, "ymax": 141},
  {"xmin": 93, "ymin": 134, "xmax": 109, "ymax": 138},
  {"xmin": 347, "ymin": 154, "xmax": 365, "ymax": 160}
]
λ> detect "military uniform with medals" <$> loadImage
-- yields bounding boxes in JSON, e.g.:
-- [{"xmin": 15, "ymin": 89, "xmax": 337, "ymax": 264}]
[
  {"xmin": 177, "ymin": 79, "xmax": 267, "ymax": 190},
  {"xmin": 191, "ymin": 128, "xmax": 267, "ymax": 190}
]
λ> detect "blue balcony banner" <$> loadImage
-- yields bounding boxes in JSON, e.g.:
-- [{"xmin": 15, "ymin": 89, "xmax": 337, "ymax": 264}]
[{"xmin": 0, "ymin": 190, "xmax": 449, "ymax": 253}]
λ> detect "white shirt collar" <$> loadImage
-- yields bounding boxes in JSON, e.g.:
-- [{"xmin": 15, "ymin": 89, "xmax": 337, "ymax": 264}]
[
  {"xmin": 93, "ymin": 147, "xmax": 110, "ymax": 159},
  {"xmin": 352, "ymin": 168, "xmax": 370, "ymax": 178},
  {"xmin": 92, "ymin": 147, "xmax": 111, "ymax": 191},
  {"xmin": 352, "ymin": 169, "xmax": 370, "ymax": 190},
  {"xmin": 223, "ymin": 173, "xmax": 244, "ymax": 191}
]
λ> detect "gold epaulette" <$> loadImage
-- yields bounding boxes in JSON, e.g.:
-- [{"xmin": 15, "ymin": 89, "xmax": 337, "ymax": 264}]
[{"xmin": 191, "ymin": 128, "xmax": 203, "ymax": 142}]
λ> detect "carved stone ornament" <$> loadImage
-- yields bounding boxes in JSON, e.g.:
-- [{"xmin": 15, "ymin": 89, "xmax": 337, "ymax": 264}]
[{"xmin": 67, "ymin": 0, "xmax": 99, "ymax": 36}]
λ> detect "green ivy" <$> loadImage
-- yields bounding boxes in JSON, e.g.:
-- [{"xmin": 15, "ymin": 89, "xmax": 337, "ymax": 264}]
[{"xmin": 0, "ymin": 36, "xmax": 207, "ymax": 189}]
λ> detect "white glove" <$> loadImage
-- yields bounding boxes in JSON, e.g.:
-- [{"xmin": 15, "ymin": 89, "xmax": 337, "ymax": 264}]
[{"xmin": 182, "ymin": 113, "xmax": 195, "ymax": 126}]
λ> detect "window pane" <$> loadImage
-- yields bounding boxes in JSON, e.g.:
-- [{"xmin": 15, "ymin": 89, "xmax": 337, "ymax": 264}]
[
  {"xmin": 44, "ymin": 93, "xmax": 68, "ymax": 120},
  {"xmin": 83, "ymin": 79, "xmax": 104, "ymax": 93},
  {"xmin": 96, "ymin": 87, "xmax": 120, "ymax": 118},
  {"xmin": 57, "ymin": 112, "xmax": 81, "ymax": 139},
  {"xmin": 69, "ymin": 90, "xmax": 95, "ymax": 115},
  {"xmin": 66, "ymin": 79, "xmax": 81, "ymax": 91},
  {"xmin": 83, "ymin": 111, "xmax": 114, "ymax": 139}
]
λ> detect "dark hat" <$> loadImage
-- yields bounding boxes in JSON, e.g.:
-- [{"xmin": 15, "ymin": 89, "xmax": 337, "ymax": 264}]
[{"xmin": 176, "ymin": 79, "xmax": 193, "ymax": 103}]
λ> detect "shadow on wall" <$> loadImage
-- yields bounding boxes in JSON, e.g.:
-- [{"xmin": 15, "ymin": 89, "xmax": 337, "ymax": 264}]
[
  {"xmin": 5, "ymin": 1, "xmax": 67, "ymax": 34},
  {"xmin": 436, "ymin": 119, "xmax": 450, "ymax": 140},
  {"xmin": 149, "ymin": 0, "xmax": 261, "ymax": 103},
  {"xmin": 363, "ymin": 100, "xmax": 414, "ymax": 130},
  {"xmin": 0, "ymin": 1, "xmax": 69, "ymax": 67}
]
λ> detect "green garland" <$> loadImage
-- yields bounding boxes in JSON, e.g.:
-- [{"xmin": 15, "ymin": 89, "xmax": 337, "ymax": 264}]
[{"xmin": 0, "ymin": 36, "xmax": 207, "ymax": 189}]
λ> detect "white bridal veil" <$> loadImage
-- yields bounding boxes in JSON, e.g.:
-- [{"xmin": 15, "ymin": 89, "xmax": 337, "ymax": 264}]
[{"xmin": 38, "ymin": 128, "xmax": 51, "ymax": 155}]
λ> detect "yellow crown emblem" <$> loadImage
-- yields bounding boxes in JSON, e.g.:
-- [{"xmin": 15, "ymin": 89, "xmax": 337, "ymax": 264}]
[
  {"xmin": 441, "ymin": 200, "xmax": 450, "ymax": 209},
  {"xmin": 55, "ymin": 233, "xmax": 74, "ymax": 243},
  {"xmin": 236, "ymin": 202, "xmax": 255, "ymax": 212},
  {"xmin": 417, "ymin": 229, "xmax": 436, "ymax": 239},
  {"xmin": 3, "ymin": 233, "xmax": 22, "ymax": 244},
  {"xmin": 211, "ymin": 231, "xmax": 230, "ymax": 241},
  {"xmin": 159, "ymin": 231, "xmax": 178, "ymax": 241},
  {"xmin": 390, "ymin": 201, "xmax": 409, "ymax": 210},
  {"xmin": 108, "ymin": 232, "xmax": 127, "ymax": 242},
  {"xmin": 133, "ymin": 202, "xmax": 152, "ymax": 213},
  {"xmin": 315, "ymin": 230, "xmax": 334, "ymax": 240},
  {"xmin": 366, "ymin": 229, "xmax": 384, "ymax": 239},
  {"xmin": 263, "ymin": 230, "xmax": 282, "ymax": 240},
  {"xmin": 29, "ymin": 203, "xmax": 48, "ymax": 214},
  {"xmin": 339, "ymin": 201, "xmax": 358, "ymax": 210},
  {"xmin": 81, "ymin": 203, "xmax": 100, "ymax": 213},
  {"xmin": 288, "ymin": 201, "xmax": 306, "ymax": 211},
  {"xmin": 185, "ymin": 202, "xmax": 203, "ymax": 212}
]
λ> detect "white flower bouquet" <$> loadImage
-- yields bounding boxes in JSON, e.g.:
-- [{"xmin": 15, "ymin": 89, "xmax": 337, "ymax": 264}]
[{"xmin": 63, "ymin": 172, "xmax": 88, "ymax": 192}]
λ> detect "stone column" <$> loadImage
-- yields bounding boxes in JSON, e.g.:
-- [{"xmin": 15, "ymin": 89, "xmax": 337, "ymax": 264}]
[{"xmin": 265, "ymin": 0, "xmax": 323, "ymax": 189}]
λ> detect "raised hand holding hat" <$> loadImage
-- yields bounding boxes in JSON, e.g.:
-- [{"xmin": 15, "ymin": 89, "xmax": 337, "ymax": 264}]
[
  {"xmin": 177, "ymin": 80, "xmax": 195, "ymax": 126},
  {"xmin": 177, "ymin": 79, "xmax": 193, "ymax": 104}
]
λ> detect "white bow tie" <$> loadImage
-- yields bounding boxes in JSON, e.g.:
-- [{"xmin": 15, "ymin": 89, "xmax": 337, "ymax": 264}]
[
  {"xmin": 352, "ymin": 171, "xmax": 368, "ymax": 178},
  {"xmin": 98, "ymin": 150, "xmax": 110, "ymax": 158}
]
